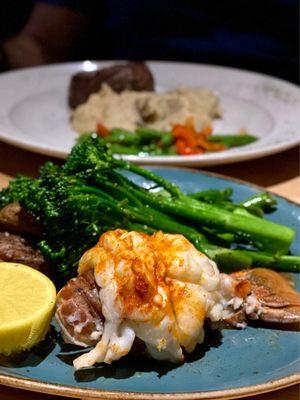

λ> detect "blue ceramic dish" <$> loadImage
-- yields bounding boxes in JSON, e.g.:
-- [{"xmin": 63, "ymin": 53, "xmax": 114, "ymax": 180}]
[{"xmin": 0, "ymin": 168, "xmax": 299, "ymax": 399}]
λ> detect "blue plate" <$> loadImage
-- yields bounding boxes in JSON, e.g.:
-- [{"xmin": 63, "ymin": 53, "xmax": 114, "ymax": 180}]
[{"xmin": 0, "ymin": 169, "xmax": 299, "ymax": 399}]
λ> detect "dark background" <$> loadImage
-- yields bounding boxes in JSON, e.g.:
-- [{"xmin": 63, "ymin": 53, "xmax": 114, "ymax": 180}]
[{"xmin": 0, "ymin": 0, "xmax": 299, "ymax": 83}]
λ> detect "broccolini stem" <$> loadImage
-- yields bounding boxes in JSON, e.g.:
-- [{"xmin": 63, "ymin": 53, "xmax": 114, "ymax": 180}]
[
  {"xmin": 237, "ymin": 250, "xmax": 300, "ymax": 273},
  {"xmin": 74, "ymin": 181, "xmax": 209, "ymax": 245},
  {"xmin": 241, "ymin": 192, "xmax": 277, "ymax": 212},
  {"xmin": 188, "ymin": 188, "xmax": 233, "ymax": 202},
  {"xmin": 201, "ymin": 244, "xmax": 300, "ymax": 273},
  {"xmin": 125, "ymin": 184, "xmax": 294, "ymax": 253},
  {"xmin": 122, "ymin": 203, "xmax": 208, "ymax": 245},
  {"xmin": 120, "ymin": 162, "xmax": 183, "ymax": 199}
]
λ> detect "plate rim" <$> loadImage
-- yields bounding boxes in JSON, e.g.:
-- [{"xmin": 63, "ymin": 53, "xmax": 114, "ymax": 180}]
[
  {"xmin": 0, "ymin": 372, "xmax": 299, "ymax": 400},
  {"xmin": 0, "ymin": 167, "xmax": 299, "ymax": 399},
  {"xmin": 0, "ymin": 60, "xmax": 299, "ymax": 166}
]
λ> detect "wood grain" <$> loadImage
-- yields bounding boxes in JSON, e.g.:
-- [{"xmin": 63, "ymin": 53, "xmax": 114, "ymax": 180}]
[
  {"xmin": 269, "ymin": 177, "xmax": 300, "ymax": 204},
  {"xmin": 0, "ymin": 172, "xmax": 10, "ymax": 188}
]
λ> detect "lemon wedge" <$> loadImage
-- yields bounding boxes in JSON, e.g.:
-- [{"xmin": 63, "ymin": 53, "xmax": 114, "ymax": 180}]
[{"xmin": 0, "ymin": 262, "xmax": 56, "ymax": 355}]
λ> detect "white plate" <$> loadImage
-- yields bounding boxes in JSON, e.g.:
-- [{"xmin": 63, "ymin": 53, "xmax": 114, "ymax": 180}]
[{"xmin": 0, "ymin": 61, "xmax": 299, "ymax": 166}]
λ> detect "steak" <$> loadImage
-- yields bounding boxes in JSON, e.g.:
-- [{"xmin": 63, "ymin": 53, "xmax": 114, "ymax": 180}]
[
  {"xmin": 0, "ymin": 231, "xmax": 46, "ymax": 271},
  {"xmin": 0, "ymin": 202, "xmax": 42, "ymax": 236},
  {"xmin": 69, "ymin": 62, "xmax": 154, "ymax": 109}
]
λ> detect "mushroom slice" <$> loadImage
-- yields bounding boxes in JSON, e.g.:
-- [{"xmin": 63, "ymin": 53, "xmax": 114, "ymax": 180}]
[{"xmin": 231, "ymin": 268, "xmax": 300, "ymax": 324}]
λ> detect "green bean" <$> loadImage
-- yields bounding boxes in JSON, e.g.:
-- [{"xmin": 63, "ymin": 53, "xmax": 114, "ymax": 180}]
[
  {"xmin": 103, "ymin": 128, "xmax": 139, "ymax": 145},
  {"xmin": 135, "ymin": 127, "xmax": 166, "ymax": 140},
  {"xmin": 158, "ymin": 132, "xmax": 174, "ymax": 148},
  {"xmin": 107, "ymin": 144, "xmax": 141, "ymax": 155},
  {"xmin": 208, "ymin": 134, "xmax": 257, "ymax": 148}
]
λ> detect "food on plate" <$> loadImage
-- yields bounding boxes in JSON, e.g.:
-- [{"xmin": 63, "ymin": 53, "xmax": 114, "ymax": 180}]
[
  {"xmin": 71, "ymin": 84, "xmax": 221, "ymax": 134},
  {"xmin": 0, "ymin": 135, "xmax": 299, "ymax": 370},
  {"xmin": 56, "ymin": 269, "xmax": 103, "ymax": 347},
  {"xmin": 0, "ymin": 232, "xmax": 46, "ymax": 271},
  {"xmin": 57, "ymin": 230, "xmax": 223, "ymax": 369},
  {"xmin": 95, "ymin": 123, "xmax": 257, "ymax": 156},
  {"xmin": 1, "ymin": 134, "xmax": 298, "ymax": 281},
  {"xmin": 207, "ymin": 134, "xmax": 258, "ymax": 148},
  {"xmin": 0, "ymin": 201, "xmax": 48, "ymax": 272},
  {"xmin": 69, "ymin": 61, "xmax": 258, "ymax": 157},
  {"xmin": 0, "ymin": 201, "xmax": 42, "ymax": 236},
  {"xmin": 55, "ymin": 230, "xmax": 300, "ymax": 369},
  {"xmin": 0, "ymin": 262, "xmax": 56, "ymax": 355},
  {"xmin": 228, "ymin": 268, "xmax": 300, "ymax": 324},
  {"xmin": 69, "ymin": 62, "xmax": 154, "ymax": 109}
]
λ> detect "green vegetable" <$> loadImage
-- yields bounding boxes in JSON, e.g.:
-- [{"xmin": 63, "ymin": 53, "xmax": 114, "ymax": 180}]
[
  {"xmin": 241, "ymin": 192, "xmax": 276, "ymax": 212},
  {"xmin": 158, "ymin": 132, "xmax": 173, "ymax": 148},
  {"xmin": 104, "ymin": 129, "xmax": 140, "ymax": 145},
  {"xmin": 0, "ymin": 134, "xmax": 298, "ymax": 281},
  {"xmin": 135, "ymin": 127, "xmax": 166, "ymax": 140},
  {"xmin": 188, "ymin": 188, "xmax": 233, "ymax": 202},
  {"xmin": 107, "ymin": 144, "xmax": 141, "ymax": 155},
  {"xmin": 99, "ymin": 127, "xmax": 257, "ymax": 156},
  {"xmin": 188, "ymin": 190, "xmax": 276, "ymax": 218},
  {"xmin": 102, "ymin": 127, "xmax": 174, "ymax": 155},
  {"xmin": 208, "ymin": 134, "xmax": 257, "ymax": 147},
  {"xmin": 123, "ymin": 185, "xmax": 294, "ymax": 253}
]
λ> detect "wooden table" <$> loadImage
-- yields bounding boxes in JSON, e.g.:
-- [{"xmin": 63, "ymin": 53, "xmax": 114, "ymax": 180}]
[{"xmin": 0, "ymin": 141, "xmax": 299, "ymax": 400}]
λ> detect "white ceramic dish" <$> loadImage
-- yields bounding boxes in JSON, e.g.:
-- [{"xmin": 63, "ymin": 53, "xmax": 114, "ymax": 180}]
[{"xmin": 0, "ymin": 61, "xmax": 299, "ymax": 166}]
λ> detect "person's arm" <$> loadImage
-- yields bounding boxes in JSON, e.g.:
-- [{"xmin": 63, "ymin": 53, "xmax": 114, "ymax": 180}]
[{"xmin": 1, "ymin": 2, "xmax": 89, "ymax": 70}]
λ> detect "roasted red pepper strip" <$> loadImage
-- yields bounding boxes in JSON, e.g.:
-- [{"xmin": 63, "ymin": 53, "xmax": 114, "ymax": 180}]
[
  {"xmin": 96, "ymin": 123, "xmax": 110, "ymax": 137},
  {"xmin": 175, "ymin": 139, "xmax": 204, "ymax": 155},
  {"xmin": 172, "ymin": 121, "xmax": 225, "ymax": 154},
  {"xmin": 196, "ymin": 134, "xmax": 226, "ymax": 151},
  {"xmin": 173, "ymin": 125, "xmax": 196, "ymax": 147},
  {"xmin": 201, "ymin": 126, "xmax": 213, "ymax": 136}
]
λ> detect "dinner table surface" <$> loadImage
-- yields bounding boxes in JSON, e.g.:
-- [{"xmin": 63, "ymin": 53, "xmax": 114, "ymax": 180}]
[{"xmin": 0, "ymin": 141, "xmax": 299, "ymax": 400}]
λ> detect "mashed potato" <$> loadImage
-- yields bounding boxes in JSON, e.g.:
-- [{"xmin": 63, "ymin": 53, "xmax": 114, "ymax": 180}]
[{"xmin": 71, "ymin": 84, "xmax": 221, "ymax": 133}]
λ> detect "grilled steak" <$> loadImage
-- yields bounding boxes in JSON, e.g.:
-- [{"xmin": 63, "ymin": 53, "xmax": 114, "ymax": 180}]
[
  {"xmin": 69, "ymin": 62, "xmax": 154, "ymax": 109},
  {"xmin": 0, "ymin": 231, "xmax": 46, "ymax": 271},
  {"xmin": 0, "ymin": 202, "xmax": 42, "ymax": 236}
]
